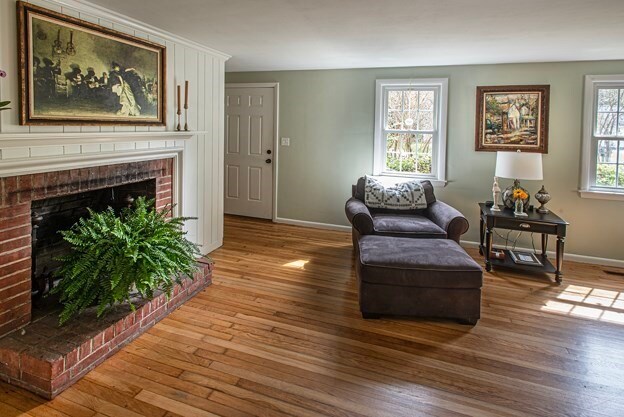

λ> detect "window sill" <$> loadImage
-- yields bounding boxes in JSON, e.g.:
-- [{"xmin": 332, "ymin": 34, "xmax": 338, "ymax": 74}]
[
  {"xmin": 376, "ymin": 175, "xmax": 447, "ymax": 188},
  {"xmin": 578, "ymin": 189, "xmax": 624, "ymax": 201}
]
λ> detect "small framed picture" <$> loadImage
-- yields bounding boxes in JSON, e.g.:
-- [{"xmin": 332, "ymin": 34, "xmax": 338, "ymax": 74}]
[
  {"xmin": 509, "ymin": 250, "xmax": 543, "ymax": 266},
  {"xmin": 475, "ymin": 85, "xmax": 550, "ymax": 153}
]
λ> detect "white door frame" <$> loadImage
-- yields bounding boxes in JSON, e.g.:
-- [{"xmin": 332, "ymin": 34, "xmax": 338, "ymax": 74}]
[{"xmin": 225, "ymin": 82, "xmax": 279, "ymax": 221}]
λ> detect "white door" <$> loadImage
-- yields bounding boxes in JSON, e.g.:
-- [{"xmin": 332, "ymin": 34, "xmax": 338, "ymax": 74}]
[{"xmin": 224, "ymin": 87, "xmax": 275, "ymax": 219}]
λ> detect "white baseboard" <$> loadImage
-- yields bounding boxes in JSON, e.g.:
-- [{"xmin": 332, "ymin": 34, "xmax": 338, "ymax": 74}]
[
  {"xmin": 460, "ymin": 240, "xmax": 624, "ymax": 269},
  {"xmin": 274, "ymin": 217, "xmax": 352, "ymax": 232},
  {"xmin": 267, "ymin": 217, "xmax": 624, "ymax": 269},
  {"xmin": 272, "ymin": 218, "xmax": 624, "ymax": 269}
]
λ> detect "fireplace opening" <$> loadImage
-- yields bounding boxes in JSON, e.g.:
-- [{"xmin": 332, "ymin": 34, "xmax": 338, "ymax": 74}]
[{"xmin": 30, "ymin": 179, "xmax": 156, "ymax": 305}]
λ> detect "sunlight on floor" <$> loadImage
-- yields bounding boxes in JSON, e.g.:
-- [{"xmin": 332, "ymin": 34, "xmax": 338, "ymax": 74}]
[
  {"xmin": 283, "ymin": 259, "xmax": 309, "ymax": 269},
  {"xmin": 541, "ymin": 284, "xmax": 624, "ymax": 324}
]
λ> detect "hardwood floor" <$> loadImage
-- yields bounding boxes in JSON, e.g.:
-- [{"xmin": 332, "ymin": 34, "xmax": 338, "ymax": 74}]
[{"xmin": 2, "ymin": 214, "xmax": 624, "ymax": 416}]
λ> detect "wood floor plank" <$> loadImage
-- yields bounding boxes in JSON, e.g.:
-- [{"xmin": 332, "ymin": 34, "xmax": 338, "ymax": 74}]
[
  {"xmin": 0, "ymin": 214, "xmax": 623, "ymax": 416},
  {"xmin": 134, "ymin": 391, "xmax": 220, "ymax": 417}
]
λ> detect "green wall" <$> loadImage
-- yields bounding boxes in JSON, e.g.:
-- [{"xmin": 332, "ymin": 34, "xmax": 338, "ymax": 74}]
[{"xmin": 226, "ymin": 61, "xmax": 624, "ymax": 261}]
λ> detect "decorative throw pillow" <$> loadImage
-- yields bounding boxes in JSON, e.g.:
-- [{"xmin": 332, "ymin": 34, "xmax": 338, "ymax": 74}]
[{"xmin": 364, "ymin": 176, "xmax": 428, "ymax": 210}]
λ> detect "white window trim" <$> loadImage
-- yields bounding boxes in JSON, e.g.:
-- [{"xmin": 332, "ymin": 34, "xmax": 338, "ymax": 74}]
[
  {"xmin": 579, "ymin": 74, "xmax": 624, "ymax": 201},
  {"xmin": 373, "ymin": 78, "xmax": 448, "ymax": 187}
]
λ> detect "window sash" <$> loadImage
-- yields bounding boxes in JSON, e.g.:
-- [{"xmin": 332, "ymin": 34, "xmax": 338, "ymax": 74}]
[
  {"xmin": 590, "ymin": 84, "xmax": 624, "ymax": 190},
  {"xmin": 591, "ymin": 137, "xmax": 623, "ymax": 189},
  {"xmin": 382, "ymin": 132, "xmax": 438, "ymax": 177},
  {"xmin": 593, "ymin": 86, "xmax": 623, "ymax": 138},
  {"xmin": 380, "ymin": 85, "xmax": 439, "ymax": 176},
  {"xmin": 373, "ymin": 78, "xmax": 448, "ymax": 183}
]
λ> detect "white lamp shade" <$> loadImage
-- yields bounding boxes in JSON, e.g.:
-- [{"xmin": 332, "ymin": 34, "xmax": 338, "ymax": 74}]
[{"xmin": 494, "ymin": 151, "xmax": 543, "ymax": 180}]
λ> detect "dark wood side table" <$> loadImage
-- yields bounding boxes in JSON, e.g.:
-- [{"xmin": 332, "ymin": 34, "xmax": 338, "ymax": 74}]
[{"xmin": 478, "ymin": 203, "xmax": 569, "ymax": 284}]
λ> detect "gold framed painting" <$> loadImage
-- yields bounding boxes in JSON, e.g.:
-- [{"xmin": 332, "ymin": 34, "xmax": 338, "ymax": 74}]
[
  {"xmin": 475, "ymin": 85, "xmax": 550, "ymax": 153},
  {"xmin": 17, "ymin": 1, "xmax": 166, "ymax": 126}
]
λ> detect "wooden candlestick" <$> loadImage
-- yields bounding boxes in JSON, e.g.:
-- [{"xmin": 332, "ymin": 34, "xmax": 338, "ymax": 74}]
[
  {"xmin": 184, "ymin": 81, "xmax": 189, "ymax": 108},
  {"xmin": 176, "ymin": 85, "xmax": 181, "ymax": 131},
  {"xmin": 184, "ymin": 81, "xmax": 189, "ymax": 131}
]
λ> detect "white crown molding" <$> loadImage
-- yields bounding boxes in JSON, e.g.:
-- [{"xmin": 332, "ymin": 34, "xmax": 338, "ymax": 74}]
[
  {"xmin": 0, "ymin": 131, "xmax": 197, "ymax": 147},
  {"xmin": 0, "ymin": 146, "xmax": 183, "ymax": 178},
  {"xmin": 51, "ymin": 0, "xmax": 231, "ymax": 60}
]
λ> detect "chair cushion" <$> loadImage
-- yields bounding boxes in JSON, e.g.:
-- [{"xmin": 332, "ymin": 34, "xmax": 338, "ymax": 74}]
[
  {"xmin": 372, "ymin": 213, "xmax": 446, "ymax": 238},
  {"xmin": 357, "ymin": 236, "xmax": 483, "ymax": 288}
]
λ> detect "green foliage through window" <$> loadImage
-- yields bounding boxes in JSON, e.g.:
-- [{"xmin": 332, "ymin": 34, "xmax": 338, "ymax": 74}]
[
  {"xmin": 596, "ymin": 164, "xmax": 623, "ymax": 187},
  {"xmin": 386, "ymin": 155, "xmax": 432, "ymax": 174}
]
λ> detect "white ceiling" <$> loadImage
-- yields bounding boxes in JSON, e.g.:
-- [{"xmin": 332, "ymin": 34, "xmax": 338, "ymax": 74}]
[{"xmin": 88, "ymin": 0, "xmax": 624, "ymax": 72}]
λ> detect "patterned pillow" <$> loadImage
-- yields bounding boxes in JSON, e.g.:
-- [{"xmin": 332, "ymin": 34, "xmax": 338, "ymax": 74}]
[{"xmin": 364, "ymin": 176, "xmax": 428, "ymax": 210}]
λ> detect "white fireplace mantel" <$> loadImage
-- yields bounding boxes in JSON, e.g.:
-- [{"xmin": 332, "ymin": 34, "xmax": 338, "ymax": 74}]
[
  {"xmin": 0, "ymin": 131, "xmax": 198, "ymax": 148},
  {"xmin": 0, "ymin": 146, "xmax": 184, "ymax": 177}
]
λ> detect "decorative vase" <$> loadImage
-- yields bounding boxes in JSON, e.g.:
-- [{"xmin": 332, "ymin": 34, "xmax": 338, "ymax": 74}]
[
  {"xmin": 514, "ymin": 198, "xmax": 527, "ymax": 217},
  {"xmin": 503, "ymin": 180, "xmax": 530, "ymax": 209},
  {"xmin": 535, "ymin": 185, "xmax": 551, "ymax": 214}
]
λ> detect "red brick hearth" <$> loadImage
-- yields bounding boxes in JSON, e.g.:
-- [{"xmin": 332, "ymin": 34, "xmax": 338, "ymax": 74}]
[
  {"xmin": 0, "ymin": 159, "xmax": 214, "ymax": 398},
  {"xmin": 0, "ymin": 261, "xmax": 212, "ymax": 399}
]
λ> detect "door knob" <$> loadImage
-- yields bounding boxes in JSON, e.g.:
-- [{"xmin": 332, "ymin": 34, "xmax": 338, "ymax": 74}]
[
  {"xmin": 265, "ymin": 159, "xmax": 272, "ymax": 164},
  {"xmin": 266, "ymin": 150, "xmax": 272, "ymax": 154}
]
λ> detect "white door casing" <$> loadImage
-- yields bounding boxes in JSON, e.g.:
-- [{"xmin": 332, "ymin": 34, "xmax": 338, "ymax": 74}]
[{"xmin": 224, "ymin": 86, "xmax": 275, "ymax": 219}]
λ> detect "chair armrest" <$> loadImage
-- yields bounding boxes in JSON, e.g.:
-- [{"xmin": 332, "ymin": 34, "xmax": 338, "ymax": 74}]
[
  {"xmin": 426, "ymin": 201, "xmax": 469, "ymax": 243},
  {"xmin": 345, "ymin": 198, "xmax": 374, "ymax": 235}
]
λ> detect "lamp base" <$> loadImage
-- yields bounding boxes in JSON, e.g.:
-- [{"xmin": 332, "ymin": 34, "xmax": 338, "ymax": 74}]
[{"xmin": 502, "ymin": 179, "xmax": 530, "ymax": 210}]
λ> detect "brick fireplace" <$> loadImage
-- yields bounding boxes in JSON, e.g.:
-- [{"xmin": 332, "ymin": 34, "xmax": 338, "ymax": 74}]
[
  {"xmin": 0, "ymin": 158, "xmax": 213, "ymax": 398},
  {"xmin": 0, "ymin": 159, "xmax": 174, "ymax": 338}
]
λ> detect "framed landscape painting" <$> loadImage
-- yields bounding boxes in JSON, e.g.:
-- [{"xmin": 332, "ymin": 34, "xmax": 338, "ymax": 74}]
[
  {"xmin": 17, "ymin": 1, "xmax": 166, "ymax": 126},
  {"xmin": 475, "ymin": 85, "xmax": 550, "ymax": 153}
]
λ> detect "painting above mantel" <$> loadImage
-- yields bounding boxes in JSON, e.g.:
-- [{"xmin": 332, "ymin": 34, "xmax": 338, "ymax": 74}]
[{"xmin": 17, "ymin": 1, "xmax": 166, "ymax": 126}]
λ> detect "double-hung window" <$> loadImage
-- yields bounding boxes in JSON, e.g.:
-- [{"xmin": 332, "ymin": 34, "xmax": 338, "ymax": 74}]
[
  {"xmin": 580, "ymin": 75, "xmax": 624, "ymax": 199},
  {"xmin": 373, "ymin": 79, "xmax": 448, "ymax": 185}
]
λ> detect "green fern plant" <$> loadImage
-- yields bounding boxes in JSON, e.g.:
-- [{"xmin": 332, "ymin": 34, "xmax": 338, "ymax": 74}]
[{"xmin": 51, "ymin": 197, "xmax": 202, "ymax": 325}]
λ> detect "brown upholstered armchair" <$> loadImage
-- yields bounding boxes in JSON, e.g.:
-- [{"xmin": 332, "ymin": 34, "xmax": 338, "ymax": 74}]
[{"xmin": 345, "ymin": 177, "xmax": 469, "ymax": 245}]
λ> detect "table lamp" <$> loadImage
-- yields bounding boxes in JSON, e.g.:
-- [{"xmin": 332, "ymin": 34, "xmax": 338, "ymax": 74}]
[{"xmin": 494, "ymin": 150, "xmax": 543, "ymax": 210}]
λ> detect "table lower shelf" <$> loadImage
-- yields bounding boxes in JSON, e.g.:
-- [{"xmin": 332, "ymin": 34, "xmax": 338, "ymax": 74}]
[{"xmin": 479, "ymin": 246, "xmax": 557, "ymax": 274}]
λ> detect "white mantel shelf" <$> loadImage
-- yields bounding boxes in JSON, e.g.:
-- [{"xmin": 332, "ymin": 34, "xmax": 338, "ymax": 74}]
[
  {"xmin": 0, "ymin": 131, "xmax": 201, "ymax": 148},
  {"xmin": 0, "ymin": 146, "xmax": 185, "ymax": 178}
]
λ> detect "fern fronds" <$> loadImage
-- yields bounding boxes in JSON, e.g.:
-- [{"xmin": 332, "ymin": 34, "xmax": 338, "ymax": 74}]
[{"xmin": 52, "ymin": 197, "xmax": 202, "ymax": 325}]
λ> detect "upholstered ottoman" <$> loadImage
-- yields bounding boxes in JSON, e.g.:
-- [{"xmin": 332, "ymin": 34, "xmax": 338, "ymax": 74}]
[{"xmin": 356, "ymin": 235, "xmax": 483, "ymax": 324}]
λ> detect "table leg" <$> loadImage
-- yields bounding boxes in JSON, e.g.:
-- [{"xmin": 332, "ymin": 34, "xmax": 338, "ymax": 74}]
[
  {"xmin": 479, "ymin": 216, "xmax": 484, "ymax": 255},
  {"xmin": 541, "ymin": 234, "xmax": 548, "ymax": 257},
  {"xmin": 555, "ymin": 236, "xmax": 565, "ymax": 284},
  {"xmin": 485, "ymin": 227, "xmax": 492, "ymax": 272}
]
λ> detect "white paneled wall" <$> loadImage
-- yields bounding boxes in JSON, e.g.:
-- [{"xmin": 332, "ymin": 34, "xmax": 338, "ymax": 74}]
[{"xmin": 0, "ymin": 0, "xmax": 229, "ymax": 253}]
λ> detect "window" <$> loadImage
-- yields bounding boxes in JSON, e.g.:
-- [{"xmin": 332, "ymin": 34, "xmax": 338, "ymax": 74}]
[
  {"xmin": 580, "ymin": 75, "xmax": 624, "ymax": 200},
  {"xmin": 374, "ymin": 79, "xmax": 448, "ymax": 185}
]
